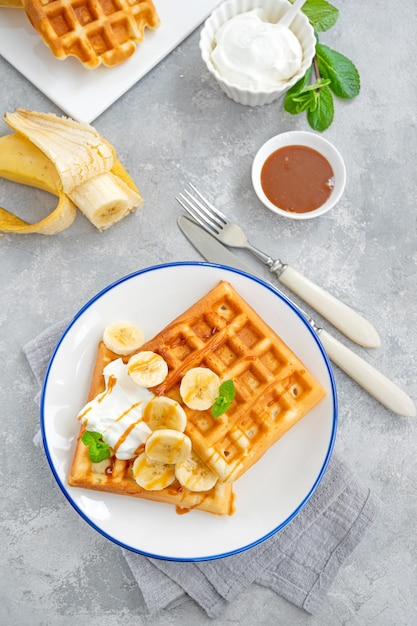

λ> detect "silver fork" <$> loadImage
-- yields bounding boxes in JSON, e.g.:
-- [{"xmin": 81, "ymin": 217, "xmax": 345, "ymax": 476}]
[{"xmin": 176, "ymin": 183, "xmax": 380, "ymax": 348}]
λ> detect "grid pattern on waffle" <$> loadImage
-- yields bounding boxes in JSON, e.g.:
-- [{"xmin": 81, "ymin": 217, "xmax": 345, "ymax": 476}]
[
  {"xmin": 68, "ymin": 342, "xmax": 235, "ymax": 516},
  {"xmin": 144, "ymin": 281, "xmax": 327, "ymax": 483},
  {"xmin": 24, "ymin": 0, "xmax": 160, "ymax": 68},
  {"xmin": 69, "ymin": 441, "xmax": 235, "ymax": 514}
]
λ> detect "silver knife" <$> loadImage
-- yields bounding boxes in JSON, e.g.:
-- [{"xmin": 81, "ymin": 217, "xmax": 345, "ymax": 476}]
[{"xmin": 178, "ymin": 215, "xmax": 416, "ymax": 417}]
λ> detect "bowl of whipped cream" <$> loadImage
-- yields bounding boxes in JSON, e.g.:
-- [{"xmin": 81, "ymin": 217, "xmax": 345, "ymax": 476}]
[{"xmin": 200, "ymin": 0, "xmax": 316, "ymax": 106}]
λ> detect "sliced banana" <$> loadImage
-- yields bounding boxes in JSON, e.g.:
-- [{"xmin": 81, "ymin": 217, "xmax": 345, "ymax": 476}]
[
  {"xmin": 180, "ymin": 367, "xmax": 220, "ymax": 410},
  {"xmin": 145, "ymin": 429, "xmax": 192, "ymax": 464},
  {"xmin": 143, "ymin": 396, "xmax": 187, "ymax": 432},
  {"xmin": 175, "ymin": 451, "xmax": 218, "ymax": 492},
  {"xmin": 132, "ymin": 451, "xmax": 176, "ymax": 491},
  {"xmin": 127, "ymin": 351, "xmax": 168, "ymax": 387},
  {"xmin": 103, "ymin": 321, "xmax": 144, "ymax": 356}
]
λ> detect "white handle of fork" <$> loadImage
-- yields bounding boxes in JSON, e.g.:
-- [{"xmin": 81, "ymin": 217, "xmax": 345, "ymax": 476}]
[{"xmin": 276, "ymin": 265, "xmax": 381, "ymax": 348}]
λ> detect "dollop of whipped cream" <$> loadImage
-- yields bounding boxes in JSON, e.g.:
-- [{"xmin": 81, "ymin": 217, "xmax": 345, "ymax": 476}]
[
  {"xmin": 211, "ymin": 9, "xmax": 303, "ymax": 90},
  {"xmin": 78, "ymin": 358, "xmax": 153, "ymax": 460}
]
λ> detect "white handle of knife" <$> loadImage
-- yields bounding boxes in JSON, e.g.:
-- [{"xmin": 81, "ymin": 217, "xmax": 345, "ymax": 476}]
[
  {"xmin": 318, "ymin": 329, "xmax": 416, "ymax": 417},
  {"xmin": 277, "ymin": 265, "xmax": 380, "ymax": 348}
]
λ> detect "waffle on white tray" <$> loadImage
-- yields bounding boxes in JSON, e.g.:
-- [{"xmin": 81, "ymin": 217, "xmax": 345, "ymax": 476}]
[
  {"xmin": 23, "ymin": 0, "xmax": 160, "ymax": 68},
  {"xmin": 69, "ymin": 280, "xmax": 326, "ymax": 515}
]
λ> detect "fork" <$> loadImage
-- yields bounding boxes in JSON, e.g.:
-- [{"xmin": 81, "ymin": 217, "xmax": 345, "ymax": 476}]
[{"xmin": 176, "ymin": 183, "xmax": 380, "ymax": 348}]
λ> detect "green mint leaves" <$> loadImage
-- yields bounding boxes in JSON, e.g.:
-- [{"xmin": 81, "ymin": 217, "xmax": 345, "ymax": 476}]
[
  {"xmin": 283, "ymin": 0, "xmax": 360, "ymax": 131},
  {"xmin": 212, "ymin": 380, "xmax": 236, "ymax": 418},
  {"xmin": 302, "ymin": 0, "xmax": 339, "ymax": 32},
  {"xmin": 81, "ymin": 431, "xmax": 111, "ymax": 463}
]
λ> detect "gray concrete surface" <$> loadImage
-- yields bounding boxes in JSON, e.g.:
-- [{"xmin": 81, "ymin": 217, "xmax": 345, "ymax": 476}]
[{"xmin": 1, "ymin": 1, "xmax": 416, "ymax": 624}]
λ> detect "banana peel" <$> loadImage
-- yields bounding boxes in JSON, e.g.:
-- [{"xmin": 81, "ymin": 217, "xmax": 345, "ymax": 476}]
[
  {"xmin": 0, "ymin": 134, "xmax": 77, "ymax": 234},
  {"xmin": 0, "ymin": 0, "xmax": 23, "ymax": 6},
  {"xmin": 0, "ymin": 114, "xmax": 143, "ymax": 234}
]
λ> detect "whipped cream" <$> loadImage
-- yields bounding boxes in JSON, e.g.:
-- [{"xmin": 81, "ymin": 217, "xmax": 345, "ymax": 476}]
[
  {"xmin": 78, "ymin": 358, "xmax": 153, "ymax": 460},
  {"xmin": 211, "ymin": 9, "xmax": 303, "ymax": 90}
]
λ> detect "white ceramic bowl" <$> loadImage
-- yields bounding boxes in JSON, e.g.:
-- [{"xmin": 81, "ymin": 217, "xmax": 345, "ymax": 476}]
[
  {"xmin": 199, "ymin": 0, "xmax": 316, "ymax": 106},
  {"xmin": 252, "ymin": 131, "xmax": 347, "ymax": 219}
]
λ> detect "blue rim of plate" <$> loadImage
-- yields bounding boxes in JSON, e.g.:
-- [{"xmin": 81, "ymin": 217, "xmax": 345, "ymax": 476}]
[{"xmin": 40, "ymin": 261, "xmax": 338, "ymax": 561}]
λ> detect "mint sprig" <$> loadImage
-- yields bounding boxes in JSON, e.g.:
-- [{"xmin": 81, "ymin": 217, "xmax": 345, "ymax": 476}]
[
  {"xmin": 211, "ymin": 380, "xmax": 236, "ymax": 418},
  {"xmin": 81, "ymin": 431, "xmax": 111, "ymax": 463},
  {"xmin": 283, "ymin": 0, "xmax": 360, "ymax": 131}
]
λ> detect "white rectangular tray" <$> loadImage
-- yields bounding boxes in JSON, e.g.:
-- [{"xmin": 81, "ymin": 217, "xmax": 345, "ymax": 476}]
[{"xmin": 0, "ymin": 1, "xmax": 220, "ymax": 123}]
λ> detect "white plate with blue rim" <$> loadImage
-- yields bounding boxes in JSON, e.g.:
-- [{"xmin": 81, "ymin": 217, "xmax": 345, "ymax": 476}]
[{"xmin": 40, "ymin": 262, "xmax": 337, "ymax": 561}]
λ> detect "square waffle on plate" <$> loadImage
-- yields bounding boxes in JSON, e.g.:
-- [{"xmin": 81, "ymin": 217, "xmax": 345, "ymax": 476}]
[
  {"xmin": 23, "ymin": 0, "xmax": 160, "ymax": 68},
  {"xmin": 69, "ymin": 280, "xmax": 326, "ymax": 515}
]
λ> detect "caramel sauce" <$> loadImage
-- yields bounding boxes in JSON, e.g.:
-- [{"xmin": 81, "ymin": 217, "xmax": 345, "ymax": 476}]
[
  {"xmin": 261, "ymin": 145, "xmax": 334, "ymax": 213},
  {"xmin": 114, "ymin": 401, "xmax": 144, "ymax": 422},
  {"xmin": 77, "ymin": 406, "xmax": 92, "ymax": 422},
  {"xmin": 97, "ymin": 374, "xmax": 117, "ymax": 402},
  {"xmin": 176, "ymin": 506, "xmax": 191, "ymax": 515},
  {"xmin": 113, "ymin": 417, "xmax": 144, "ymax": 453},
  {"xmin": 128, "ymin": 354, "xmax": 160, "ymax": 374}
]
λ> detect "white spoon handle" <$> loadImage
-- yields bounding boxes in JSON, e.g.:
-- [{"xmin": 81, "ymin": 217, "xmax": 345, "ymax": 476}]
[{"xmin": 279, "ymin": 0, "xmax": 307, "ymax": 28}]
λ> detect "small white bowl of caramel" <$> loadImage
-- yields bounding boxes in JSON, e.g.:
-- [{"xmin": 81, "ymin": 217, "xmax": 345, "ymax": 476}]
[{"xmin": 251, "ymin": 131, "xmax": 346, "ymax": 219}]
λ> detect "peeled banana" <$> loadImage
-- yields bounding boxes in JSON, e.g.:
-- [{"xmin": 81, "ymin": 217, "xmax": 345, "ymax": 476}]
[{"xmin": 0, "ymin": 108, "xmax": 144, "ymax": 234}]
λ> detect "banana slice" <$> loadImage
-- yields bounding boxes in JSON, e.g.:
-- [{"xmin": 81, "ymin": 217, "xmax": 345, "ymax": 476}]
[
  {"xmin": 175, "ymin": 451, "xmax": 218, "ymax": 492},
  {"xmin": 145, "ymin": 429, "xmax": 192, "ymax": 464},
  {"xmin": 180, "ymin": 367, "xmax": 220, "ymax": 410},
  {"xmin": 143, "ymin": 396, "xmax": 187, "ymax": 432},
  {"xmin": 127, "ymin": 351, "xmax": 168, "ymax": 387},
  {"xmin": 103, "ymin": 321, "xmax": 144, "ymax": 356},
  {"xmin": 132, "ymin": 452, "xmax": 176, "ymax": 491}
]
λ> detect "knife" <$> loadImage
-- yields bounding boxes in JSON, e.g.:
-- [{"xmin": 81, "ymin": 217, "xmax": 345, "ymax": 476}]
[{"xmin": 178, "ymin": 215, "xmax": 416, "ymax": 417}]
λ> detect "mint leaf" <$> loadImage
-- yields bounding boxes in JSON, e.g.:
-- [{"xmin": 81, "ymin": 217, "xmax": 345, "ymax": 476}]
[
  {"xmin": 302, "ymin": 0, "xmax": 339, "ymax": 32},
  {"xmin": 282, "ymin": 1, "xmax": 360, "ymax": 131},
  {"xmin": 284, "ymin": 70, "xmax": 331, "ymax": 115},
  {"xmin": 307, "ymin": 84, "xmax": 334, "ymax": 131},
  {"xmin": 316, "ymin": 43, "xmax": 360, "ymax": 99},
  {"xmin": 211, "ymin": 380, "xmax": 236, "ymax": 418},
  {"xmin": 219, "ymin": 380, "xmax": 235, "ymax": 402},
  {"xmin": 81, "ymin": 430, "xmax": 111, "ymax": 463}
]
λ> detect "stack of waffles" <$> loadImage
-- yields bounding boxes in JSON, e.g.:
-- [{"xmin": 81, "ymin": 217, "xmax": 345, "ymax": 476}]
[{"xmin": 69, "ymin": 281, "xmax": 326, "ymax": 515}]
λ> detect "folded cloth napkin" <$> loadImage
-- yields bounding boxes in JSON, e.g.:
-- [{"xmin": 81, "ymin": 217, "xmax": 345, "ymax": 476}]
[{"xmin": 24, "ymin": 320, "xmax": 380, "ymax": 619}]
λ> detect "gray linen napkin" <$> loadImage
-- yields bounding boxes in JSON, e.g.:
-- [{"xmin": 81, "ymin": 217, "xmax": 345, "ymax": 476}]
[{"xmin": 24, "ymin": 320, "xmax": 380, "ymax": 619}]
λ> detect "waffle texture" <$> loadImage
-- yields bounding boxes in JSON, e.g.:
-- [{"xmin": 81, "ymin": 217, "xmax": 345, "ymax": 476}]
[
  {"xmin": 140, "ymin": 281, "xmax": 326, "ymax": 483},
  {"xmin": 23, "ymin": 0, "xmax": 160, "ymax": 68},
  {"xmin": 69, "ymin": 341, "xmax": 235, "ymax": 515}
]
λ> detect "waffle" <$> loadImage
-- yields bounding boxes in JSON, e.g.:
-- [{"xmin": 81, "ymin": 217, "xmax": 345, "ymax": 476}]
[
  {"xmin": 69, "ymin": 280, "xmax": 326, "ymax": 514},
  {"xmin": 140, "ymin": 281, "xmax": 327, "ymax": 483},
  {"xmin": 23, "ymin": 0, "xmax": 160, "ymax": 68},
  {"xmin": 68, "ymin": 341, "xmax": 236, "ymax": 516}
]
